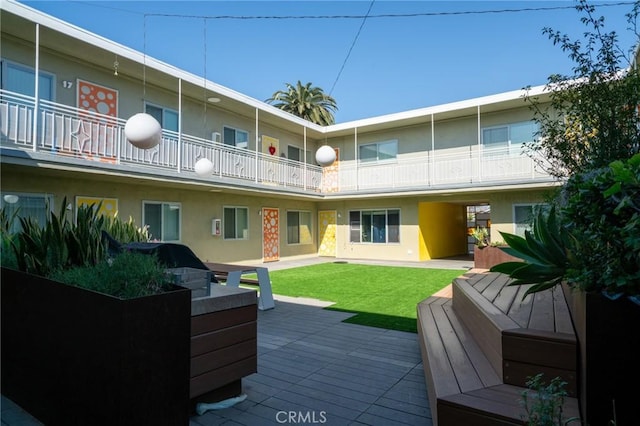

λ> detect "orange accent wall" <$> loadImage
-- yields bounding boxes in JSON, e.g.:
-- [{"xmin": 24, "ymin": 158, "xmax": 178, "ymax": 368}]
[{"xmin": 262, "ymin": 207, "xmax": 279, "ymax": 262}]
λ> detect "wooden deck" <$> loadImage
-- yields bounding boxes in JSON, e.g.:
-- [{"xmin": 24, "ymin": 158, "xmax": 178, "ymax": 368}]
[
  {"xmin": 2, "ymin": 296, "xmax": 433, "ymax": 426},
  {"xmin": 418, "ymin": 270, "xmax": 580, "ymax": 425}
]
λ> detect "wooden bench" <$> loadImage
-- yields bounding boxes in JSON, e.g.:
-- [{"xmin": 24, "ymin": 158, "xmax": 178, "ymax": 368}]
[{"xmin": 417, "ymin": 271, "xmax": 580, "ymax": 425}]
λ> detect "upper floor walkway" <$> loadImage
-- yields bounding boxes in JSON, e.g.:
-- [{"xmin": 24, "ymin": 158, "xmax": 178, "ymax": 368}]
[{"xmin": 0, "ymin": 90, "xmax": 555, "ymax": 197}]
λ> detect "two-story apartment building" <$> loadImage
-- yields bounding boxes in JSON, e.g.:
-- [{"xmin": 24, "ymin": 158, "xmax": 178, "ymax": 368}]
[{"xmin": 0, "ymin": 0, "xmax": 559, "ymax": 265}]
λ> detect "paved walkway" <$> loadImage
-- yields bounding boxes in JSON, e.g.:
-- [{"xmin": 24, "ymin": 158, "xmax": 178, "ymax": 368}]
[{"xmin": 1, "ymin": 256, "xmax": 471, "ymax": 426}]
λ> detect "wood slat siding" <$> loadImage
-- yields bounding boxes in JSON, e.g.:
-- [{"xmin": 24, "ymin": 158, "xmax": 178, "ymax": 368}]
[
  {"xmin": 418, "ymin": 272, "xmax": 580, "ymax": 425},
  {"xmin": 190, "ymin": 357, "xmax": 257, "ymax": 398},
  {"xmin": 502, "ymin": 329, "xmax": 576, "ymax": 370},
  {"xmin": 191, "ymin": 322, "xmax": 257, "ymax": 357},
  {"xmin": 191, "ymin": 339, "xmax": 257, "ymax": 377},
  {"xmin": 190, "ymin": 305, "xmax": 257, "ymax": 399},
  {"xmin": 191, "ymin": 305, "xmax": 256, "ymax": 335}
]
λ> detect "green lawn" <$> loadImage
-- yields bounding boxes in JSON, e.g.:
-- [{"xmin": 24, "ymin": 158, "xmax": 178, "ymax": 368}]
[{"xmin": 266, "ymin": 263, "xmax": 464, "ymax": 333}]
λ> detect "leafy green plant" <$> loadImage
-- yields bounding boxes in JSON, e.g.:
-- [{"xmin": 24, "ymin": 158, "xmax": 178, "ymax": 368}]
[
  {"xmin": 490, "ymin": 205, "xmax": 571, "ymax": 299},
  {"xmin": 491, "ymin": 153, "xmax": 640, "ymax": 300},
  {"xmin": 471, "ymin": 227, "xmax": 490, "ymax": 248},
  {"xmin": 0, "ymin": 207, "xmax": 19, "ymax": 269},
  {"xmin": 520, "ymin": 373, "xmax": 580, "ymax": 426},
  {"xmin": 51, "ymin": 250, "xmax": 173, "ymax": 299},
  {"xmin": 104, "ymin": 213, "xmax": 151, "ymax": 243},
  {"xmin": 1, "ymin": 197, "xmax": 170, "ymax": 299},
  {"xmin": 11, "ymin": 199, "xmax": 70, "ymax": 277},
  {"xmin": 560, "ymin": 154, "xmax": 640, "ymax": 296},
  {"xmin": 524, "ymin": 0, "xmax": 640, "ymax": 178}
]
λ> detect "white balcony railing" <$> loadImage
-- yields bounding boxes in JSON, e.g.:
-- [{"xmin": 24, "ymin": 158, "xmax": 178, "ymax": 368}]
[
  {"xmin": 0, "ymin": 90, "xmax": 552, "ymax": 195},
  {"xmin": 0, "ymin": 90, "xmax": 323, "ymax": 192},
  {"xmin": 334, "ymin": 147, "xmax": 551, "ymax": 192}
]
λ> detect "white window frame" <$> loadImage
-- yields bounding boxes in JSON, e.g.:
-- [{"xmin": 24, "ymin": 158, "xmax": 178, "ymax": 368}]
[
  {"xmin": 223, "ymin": 126, "xmax": 249, "ymax": 149},
  {"xmin": 0, "ymin": 192, "xmax": 53, "ymax": 233},
  {"xmin": 358, "ymin": 140, "xmax": 398, "ymax": 164},
  {"xmin": 223, "ymin": 206, "xmax": 249, "ymax": 240},
  {"xmin": 286, "ymin": 210, "xmax": 313, "ymax": 245},
  {"xmin": 145, "ymin": 102, "xmax": 179, "ymax": 133},
  {"xmin": 1, "ymin": 59, "xmax": 55, "ymax": 101},
  {"xmin": 142, "ymin": 201, "xmax": 181, "ymax": 242},
  {"xmin": 287, "ymin": 144, "xmax": 312, "ymax": 164},
  {"xmin": 482, "ymin": 120, "xmax": 539, "ymax": 155}
]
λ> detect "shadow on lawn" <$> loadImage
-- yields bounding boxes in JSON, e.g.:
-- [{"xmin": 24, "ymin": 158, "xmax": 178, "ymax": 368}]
[{"xmin": 325, "ymin": 307, "xmax": 417, "ymax": 333}]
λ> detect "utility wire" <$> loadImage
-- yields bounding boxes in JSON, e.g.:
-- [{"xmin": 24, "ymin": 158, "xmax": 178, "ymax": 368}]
[
  {"xmin": 70, "ymin": 1, "xmax": 636, "ymax": 20},
  {"xmin": 329, "ymin": 0, "xmax": 375, "ymax": 96},
  {"xmin": 141, "ymin": 2, "xmax": 636, "ymax": 20}
]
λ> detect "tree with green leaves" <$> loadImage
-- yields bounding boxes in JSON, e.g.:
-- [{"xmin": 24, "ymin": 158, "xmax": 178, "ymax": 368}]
[
  {"xmin": 525, "ymin": 0, "xmax": 640, "ymax": 179},
  {"xmin": 266, "ymin": 80, "xmax": 338, "ymax": 125}
]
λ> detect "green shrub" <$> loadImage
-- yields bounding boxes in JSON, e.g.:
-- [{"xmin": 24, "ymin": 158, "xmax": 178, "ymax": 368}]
[
  {"xmin": 1, "ymin": 197, "xmax": 170, "ymax": 299},
  {"xmin": 520, "ymin": 373, "xmax": 580, "ymax": 426},
  {"xmin": 51, "ymin": 250, "xmax": 173, "ymax": 299},
  {"xmin": 560, "ymin": 154, "xmax": 640, "ymax": 296},
  {"xmin": 492, "ymin": 153, "xmax": 640, "ymax": 299}
]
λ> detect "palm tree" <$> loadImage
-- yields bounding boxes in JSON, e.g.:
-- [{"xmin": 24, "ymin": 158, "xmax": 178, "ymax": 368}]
[{"xmin": 266, "ymin": 81, "xmax": 338, "ymax": 125}]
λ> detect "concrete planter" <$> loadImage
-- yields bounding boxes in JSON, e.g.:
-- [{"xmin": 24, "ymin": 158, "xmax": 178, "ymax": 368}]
[{"xmin": 0, "ymin": 267, "xmax": 192, "ymax": 426}]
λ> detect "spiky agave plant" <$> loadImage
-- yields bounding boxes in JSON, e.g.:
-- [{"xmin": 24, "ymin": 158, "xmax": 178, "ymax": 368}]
[{"xmin": 490, "ymin": 205, "xmax": 574, "ymax": 299}]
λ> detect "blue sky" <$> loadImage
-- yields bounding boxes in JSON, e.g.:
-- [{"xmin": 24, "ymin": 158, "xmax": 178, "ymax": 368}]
[{"xmin": 19, "ymin": 1, "xmax": 640, "ymax": 123}]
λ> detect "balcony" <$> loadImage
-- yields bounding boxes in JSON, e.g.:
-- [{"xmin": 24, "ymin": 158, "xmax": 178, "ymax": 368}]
[
  {"xmin": 0, "ymin": 90, "xmax": 323, "ymax": 194},
  {"xmin": 0, "ymin": 90, "xmax": 554, "ymax": 196}
]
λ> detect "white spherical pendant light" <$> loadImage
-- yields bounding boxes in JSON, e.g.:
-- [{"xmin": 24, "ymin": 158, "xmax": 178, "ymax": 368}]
[
  {"xmin": 124, "ymin": 113, "xmax": 162, "ymax": 150},
  {"xmin": 315, "ymin": 145, "xmax": 336, "ymax": 167},
  {"xmin": 194, "ymin": 157, "xmax": 214, "ymax": 177}
]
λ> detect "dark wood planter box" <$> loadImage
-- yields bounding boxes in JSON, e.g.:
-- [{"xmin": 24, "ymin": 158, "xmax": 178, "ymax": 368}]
[
  {"xmin": 473, "ymin": 245, "xmax": 521, "ymax": 269},
  {"xmin": 563, "ymin": 285, "xmax": 640, "ymax": 426},
  {"xmin": 1, "ymin": 267, "xmax": 192, "ymax": 426},
  {"xmin": 189, "ymin": 284, "xmax": 257, "ymax": 409}
]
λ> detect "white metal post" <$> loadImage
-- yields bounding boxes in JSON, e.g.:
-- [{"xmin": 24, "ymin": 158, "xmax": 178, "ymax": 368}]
[
  {"xmin": 32, "ymin": 23, "xmax": 40, "ymax": 152},
  {"xmin": 177, "ymin": 78, "xmax": 182, "ymax": 173}
]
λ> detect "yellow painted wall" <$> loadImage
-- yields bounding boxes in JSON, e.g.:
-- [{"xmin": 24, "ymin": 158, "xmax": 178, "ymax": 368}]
[{"xmin": 418, "ymin": 202, "xmax": 467, "ymax": 260}]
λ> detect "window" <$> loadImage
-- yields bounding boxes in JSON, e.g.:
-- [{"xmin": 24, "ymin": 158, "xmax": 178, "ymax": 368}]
[
  {"xmin": 287, "ymin": 211, "xmax": 312, "ymax": 244},
  {"xmin": 359, "ymin": 140, "xmax": 397, "ymax": 163},
  {"xmin": 287, "ymin": 145, "xmax": 312, "ymax": 164},
  {"xmin": 1, "ymin": 61, "xmax": 54, "ymax": 101},
  {"xmin": 223, "ymin": 126, "xmax": 249, "ymax": 149},
  {"xmin": 143, "ymin": 201, "xmax": 180, "ymax": 242},
  {"xmin": 223, "ymin": 206, "xmax": 248, "ymax": 240},
  {"xmin": 482, "ymin": 121, "xmax": 539, "ymax": 154},
  {"xmin": 349, "ymin": 209, "xmax": 400, "ymax": 243},
  {"xmin": 0, "ymin": 193, "xmax": 53, "ymax": 233},
  {"xmin": 513, "ymin": 203, "xmax": 547, "ymax": 237},
  {"xmin": 145, "ymin": 103, "xmax": 178, "ymax": 132}
]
